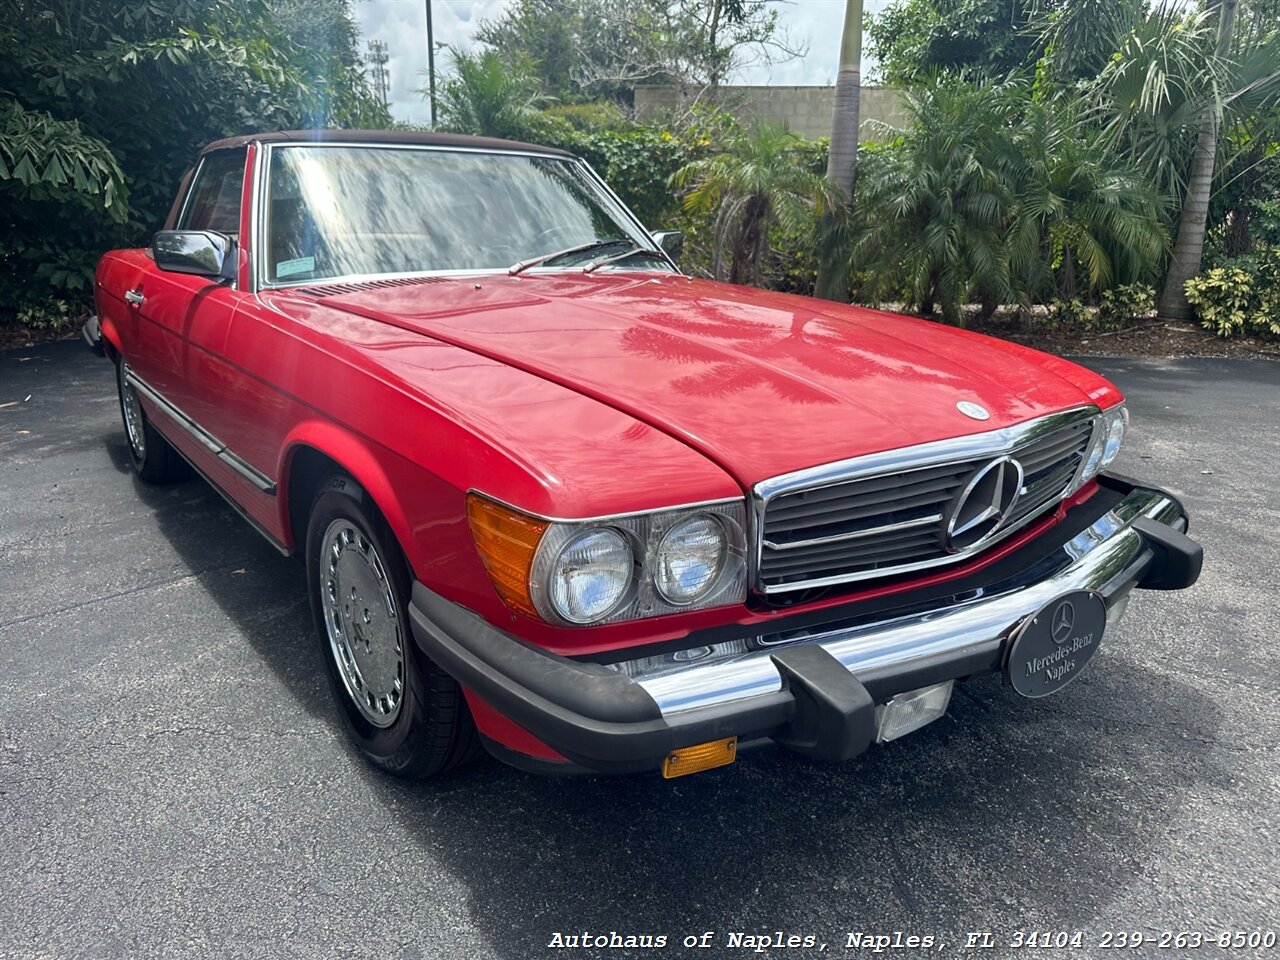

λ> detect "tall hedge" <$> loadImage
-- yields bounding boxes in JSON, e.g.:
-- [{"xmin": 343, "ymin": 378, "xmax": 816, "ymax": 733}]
[{"xmin": 0, "ymin": 0, "xmax": 387, "ymax": 324}]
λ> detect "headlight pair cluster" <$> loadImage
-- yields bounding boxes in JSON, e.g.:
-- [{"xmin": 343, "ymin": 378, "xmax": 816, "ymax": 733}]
[
  {"xmin": 468, "ymin": 495, "xmax": 747, "ymax": 627},
  {"xmin": 1068, "ymin": 403, "xmax": 1129, "ymax": 494}
]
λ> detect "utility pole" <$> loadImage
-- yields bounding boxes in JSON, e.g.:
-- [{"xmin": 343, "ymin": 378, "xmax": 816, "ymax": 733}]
[
  {"xmin": 365, "ymin": 39, "xmax": 390, "ymax": 108},
  {"xmin": 426, "ymin": 0, "xmax": 437, "ymax": 126}
]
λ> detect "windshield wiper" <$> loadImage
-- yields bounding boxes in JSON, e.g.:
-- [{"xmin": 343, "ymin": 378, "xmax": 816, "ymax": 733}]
[
  {"xmin": 581, "ymin": 246, "xmax": 667, "ymax": 273},
  {"xmin": 508, "ymin": 238, "xmax": 633, "ymax": 276}
]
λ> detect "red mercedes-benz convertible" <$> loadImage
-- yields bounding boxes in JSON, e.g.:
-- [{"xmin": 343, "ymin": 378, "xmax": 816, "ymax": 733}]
[{"xmin": 86, "ymin": 130, "xmax": 1200, "ymax": 779}]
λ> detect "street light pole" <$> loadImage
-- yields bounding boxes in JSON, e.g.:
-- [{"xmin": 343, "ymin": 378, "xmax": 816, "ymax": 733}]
[{"xmin": 426, "ymin": 0, "xmax": 437, "ymax": 127}]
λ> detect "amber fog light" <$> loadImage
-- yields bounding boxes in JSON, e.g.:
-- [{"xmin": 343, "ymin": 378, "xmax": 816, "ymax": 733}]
[{"xmin": 662, "ymin": 737, "xmax": 737, "ymax": 778}]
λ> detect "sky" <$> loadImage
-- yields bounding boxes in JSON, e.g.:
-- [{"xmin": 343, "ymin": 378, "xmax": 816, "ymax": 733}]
[{"xmin": 352, "ymin": 0, "xmax": 890, "ymax": 125}]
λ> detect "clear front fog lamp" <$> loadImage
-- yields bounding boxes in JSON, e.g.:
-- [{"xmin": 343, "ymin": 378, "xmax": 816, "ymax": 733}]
[
  {"xmin": 654, "ymin": 515, "xmax": 727, "ymax": 605},
  {"xmin": 548, "ymin": 528, "xmax": 633, "ymax": 624}
]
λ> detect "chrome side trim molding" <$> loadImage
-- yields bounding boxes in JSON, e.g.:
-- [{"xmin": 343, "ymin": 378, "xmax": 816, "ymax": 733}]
[
  {"xmin": 619, "ymin": 486, "xmax": 1182, "ymax": 716},
  {"xmin": 751, "ymin": 405, "xmax": 1099, "ymax": 593},
  {"xmin": 125, "ymin": 371, "xmax": 276, "ymax": 495},
  {"xmin": 168, "ymin": 445, "xmax": 291, "ymax": 557}
]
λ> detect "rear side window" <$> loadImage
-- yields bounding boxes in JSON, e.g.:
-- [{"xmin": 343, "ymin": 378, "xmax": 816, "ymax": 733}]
[{"xmin": 178, "ymin": 150, "xmax": 246, "ymax": 237}]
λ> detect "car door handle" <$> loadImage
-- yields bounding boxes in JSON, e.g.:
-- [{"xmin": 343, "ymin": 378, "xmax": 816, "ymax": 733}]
[{"xmin": 124, "ymin": 289, "xmax": 144, "ymax": 306}]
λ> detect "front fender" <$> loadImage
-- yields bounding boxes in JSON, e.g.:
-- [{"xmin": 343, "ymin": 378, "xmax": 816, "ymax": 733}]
[{"xmin": 277, "ymin": 420, "xmax": 416, "ymax": 557}]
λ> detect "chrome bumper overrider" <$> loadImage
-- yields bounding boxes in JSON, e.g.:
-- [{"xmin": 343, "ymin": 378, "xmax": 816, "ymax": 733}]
[{"xmin": 617, "ymin": 487, "xmax": 1188, "ymax": 717}]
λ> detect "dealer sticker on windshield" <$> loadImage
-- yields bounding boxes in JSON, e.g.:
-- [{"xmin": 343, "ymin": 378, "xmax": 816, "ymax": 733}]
[
  {"xmin": 1006, "ymin": 590, "xmax": 1107, "ymax": 698},
  {"xmin": 276, "ymin": 256, "xmax": 315, "ymax": 278}
]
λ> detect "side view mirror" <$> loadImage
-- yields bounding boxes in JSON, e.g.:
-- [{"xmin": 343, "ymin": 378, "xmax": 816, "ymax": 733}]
[
  {"xmin": 153, "ymin": 230, "xmax": 236, "ymax": 281},
  {"xmin": 651, "ymin": 229, "xmax": 684, "ymax": 263}
]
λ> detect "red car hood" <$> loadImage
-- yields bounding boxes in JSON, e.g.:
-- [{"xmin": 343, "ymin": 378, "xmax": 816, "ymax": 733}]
[{"xmin": 266, "ymin": 273, "xmax": 1119, "ymax": 487}]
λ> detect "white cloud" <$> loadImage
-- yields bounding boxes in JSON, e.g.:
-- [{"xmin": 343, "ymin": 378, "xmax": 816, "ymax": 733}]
[{"xmin": 351, "ymin": 0, "xmax": 891, "ymax": 124}]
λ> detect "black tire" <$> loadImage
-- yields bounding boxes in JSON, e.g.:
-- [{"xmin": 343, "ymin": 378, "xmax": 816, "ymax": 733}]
[
  {"xmin": 116, "ymin": 357, "xmax": 186, "ymax": 484},
  {"xmin": 306, "ymin": 475, "xmax": 482, "ymax": 779}
]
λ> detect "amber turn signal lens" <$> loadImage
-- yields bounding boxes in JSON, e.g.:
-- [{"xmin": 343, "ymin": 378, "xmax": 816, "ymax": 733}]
[
  {"xmin": 466, "ymin": 494, "xmax": 549, "ymax": 618},
  {"xmin": 661, "ymin": 736, "xmax": 737, "ymax": 779}
]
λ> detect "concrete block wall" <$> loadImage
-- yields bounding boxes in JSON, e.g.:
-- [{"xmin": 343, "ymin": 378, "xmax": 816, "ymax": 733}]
[{"xmin": 633, "ymin": 84, "xmax": 908, "ymax": 142}]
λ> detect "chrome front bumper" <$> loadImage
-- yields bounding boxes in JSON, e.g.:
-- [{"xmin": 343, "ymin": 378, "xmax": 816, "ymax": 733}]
[
  {"xmin": 624, "ymin": 486, "xmax": 1188, "ymax": 718},
  {"xmin": 409, "ymin": 476, "xmax": 1200, "ymax": 775}
]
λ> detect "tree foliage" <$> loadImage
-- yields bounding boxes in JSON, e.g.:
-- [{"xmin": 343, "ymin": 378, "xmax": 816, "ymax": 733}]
[
  {"xmin": 474, "ymin": 0, "xmax": 804, "ymax": 101},
  {"xmin": 851, "ymin": 0, "xmax": 1279, "ymax": 324},
  {"xmin": 0, "ymin": 0, "xmax": 387, "ymax": 321},
  {"xmin": 432, "ymin": 50, "xmax": 691, "ymax": 227},
  {"xmin": 866, "ymin": 0, "xmax": 1060, "ymax": 85},
  {"xmin": 852, "ymin": 81, "xmax": 1020, "ymax": 322},
  {"xmin": 434, "ymin": 50, "xmax": 552, "ymax": 142},
  {"xmin": 1039, "ymin": 0, "xmax": 1147, "ymax": 81},
  {"xmin": 849, "ymin": 82, "xmax": 1168, "ymax": 324},
  {"xmin": 672, "ymin": 121, "xmax": 831, "ymax": 285}
]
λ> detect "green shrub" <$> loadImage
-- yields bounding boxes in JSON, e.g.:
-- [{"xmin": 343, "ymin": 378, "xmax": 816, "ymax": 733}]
[
  {"xmin": 2, "ymin": 1, "xmax": 388, "ymax": 327},
  {"xmin": 541, "ymin": 102, "xmax": 630, "ymax": 133},
  {"xmin": 1185, "ymin": 247, "xmax": 1280, "ymax": 339},
  {"xmin": 580, "ymin": 128, "xmax": 689, "ymax": 228},
  {"xmin": 1095, "ymin": 282, "xmax": 1156, "ymax": 331},
  {"xmin": 16, "ymin": 299, "xmax": 77, "ymax": 331},
  {"xmin": 1048, "ymin": 297, "xmax": 1092, "ymax": 329},
  {"xmin": 533, "ymin": 122, "xmax": 689, "ymax": 228},
  {"xmin": 764, "ymin": 220, "xmax": 819, "ymax": 295}
]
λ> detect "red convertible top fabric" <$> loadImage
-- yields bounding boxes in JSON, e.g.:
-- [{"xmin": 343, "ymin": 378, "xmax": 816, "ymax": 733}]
[{"xmin": 201, "ymin": 129, "xmax": 576, "ymax": 159}]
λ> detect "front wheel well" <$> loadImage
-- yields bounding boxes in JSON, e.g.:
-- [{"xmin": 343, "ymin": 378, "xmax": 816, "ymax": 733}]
[{"xmin": 285, "ymin": 446, "xmax": 352, "ymax": 551}]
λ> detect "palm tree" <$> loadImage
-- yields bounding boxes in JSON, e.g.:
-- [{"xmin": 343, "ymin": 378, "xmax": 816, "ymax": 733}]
[
  {"xmin": 1039, "ymin": 0, "xmax": 1147, "ymax": 82},
  {"xmin": 1089, "ymin": 1, "xmax": 1280, "ymax": 319},
  {"xmin": 432, "ymin": 50, "xmax": 550, "ymax": 141},
  {"xmin": 1006, "ymin": 94, "xmax": 1169, "ymax": 305},
  {"xmin": 851, "ymin": 80, "xmax": 1018, "ymax": 325},
  {"xmin": 1160, "ymin": 0, "xmax": 1240, "ymax": 319},
  {"xmin": 671, "ymin": 121, "xmax": 831, "ymax": 287},
  {"xmin": 813, "ymin": 0, "xmax": 864, "ymax": 303}
]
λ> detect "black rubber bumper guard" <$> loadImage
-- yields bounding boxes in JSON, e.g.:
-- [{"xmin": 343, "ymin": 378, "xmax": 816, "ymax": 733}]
[
  {"xmin": 82, "ymin": 315, "xmax": 105, "ymax": 357},
  {"xmin": 407, "ymin": 475, "xmax": 1202, "ymax": 775}
]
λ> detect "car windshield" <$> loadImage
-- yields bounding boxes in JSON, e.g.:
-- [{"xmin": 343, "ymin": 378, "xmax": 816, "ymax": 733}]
[{"xmin": 262, "ymin": 144, "xmax": 662, "ymax": 284}]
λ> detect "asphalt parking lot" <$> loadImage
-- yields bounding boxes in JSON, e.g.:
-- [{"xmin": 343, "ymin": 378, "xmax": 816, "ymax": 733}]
[{"xmin": 1, "ymin": 341, "xmax": 1277, "ymax": 960}]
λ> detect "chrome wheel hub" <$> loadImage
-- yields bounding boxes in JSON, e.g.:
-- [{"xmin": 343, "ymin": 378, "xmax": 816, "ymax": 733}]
[
  {"xmin": 120, "ymin": 362, "xmax": 146, "ymax": 458},
  {"xmin": 320, "ymin": 519, "xmax": 404, "ymax": 727}
]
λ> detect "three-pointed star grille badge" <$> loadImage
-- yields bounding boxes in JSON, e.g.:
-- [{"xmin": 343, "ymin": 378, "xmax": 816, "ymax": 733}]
[{"xmin": 944, "ymin": 456, "xmax": 1024, "ymax": 552}]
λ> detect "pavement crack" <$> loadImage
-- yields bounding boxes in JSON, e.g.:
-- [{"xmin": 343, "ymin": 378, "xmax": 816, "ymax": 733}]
[{"xmin": 1, "ymin": 570, "xmax": 207, "ymax": 630}]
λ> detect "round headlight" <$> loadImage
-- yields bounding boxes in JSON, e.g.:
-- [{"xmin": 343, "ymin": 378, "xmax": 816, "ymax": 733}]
[
  {"xmin": 654, "ymin": 515, "xmax": 727, "ymax": 605},
  {"xmin": 1100, "ymin": 406, "xmax": 1129, "ymax": 468},
  {"xmin": 546, "ymin": 528, "xmax": 633, "ymax": 624}
]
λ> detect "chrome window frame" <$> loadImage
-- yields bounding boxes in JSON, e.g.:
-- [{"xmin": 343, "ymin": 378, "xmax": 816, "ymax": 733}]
[
  {"xmin": 750, "ymin": 405, "xmax": 1101, "ymax": 594},
  {"xmin": 172, "ymin": 147, "xmax": 249, "ymax": 291},
  {"xmin": 177, "ymin": 148, "xmax": 248, "ymax": 232},
  {"xmin": 174, "ymin": 154, "xmax": 208, "ymax": 231},
  {"xmin": 248, "ymin": 140, "xmax": 676, "ymax": 293}
]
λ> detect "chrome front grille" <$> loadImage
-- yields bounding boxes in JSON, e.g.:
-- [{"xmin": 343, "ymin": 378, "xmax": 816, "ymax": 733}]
[{"xmin": 755, "ymin": 408, "xmax": 1098, "ymax": 593}]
